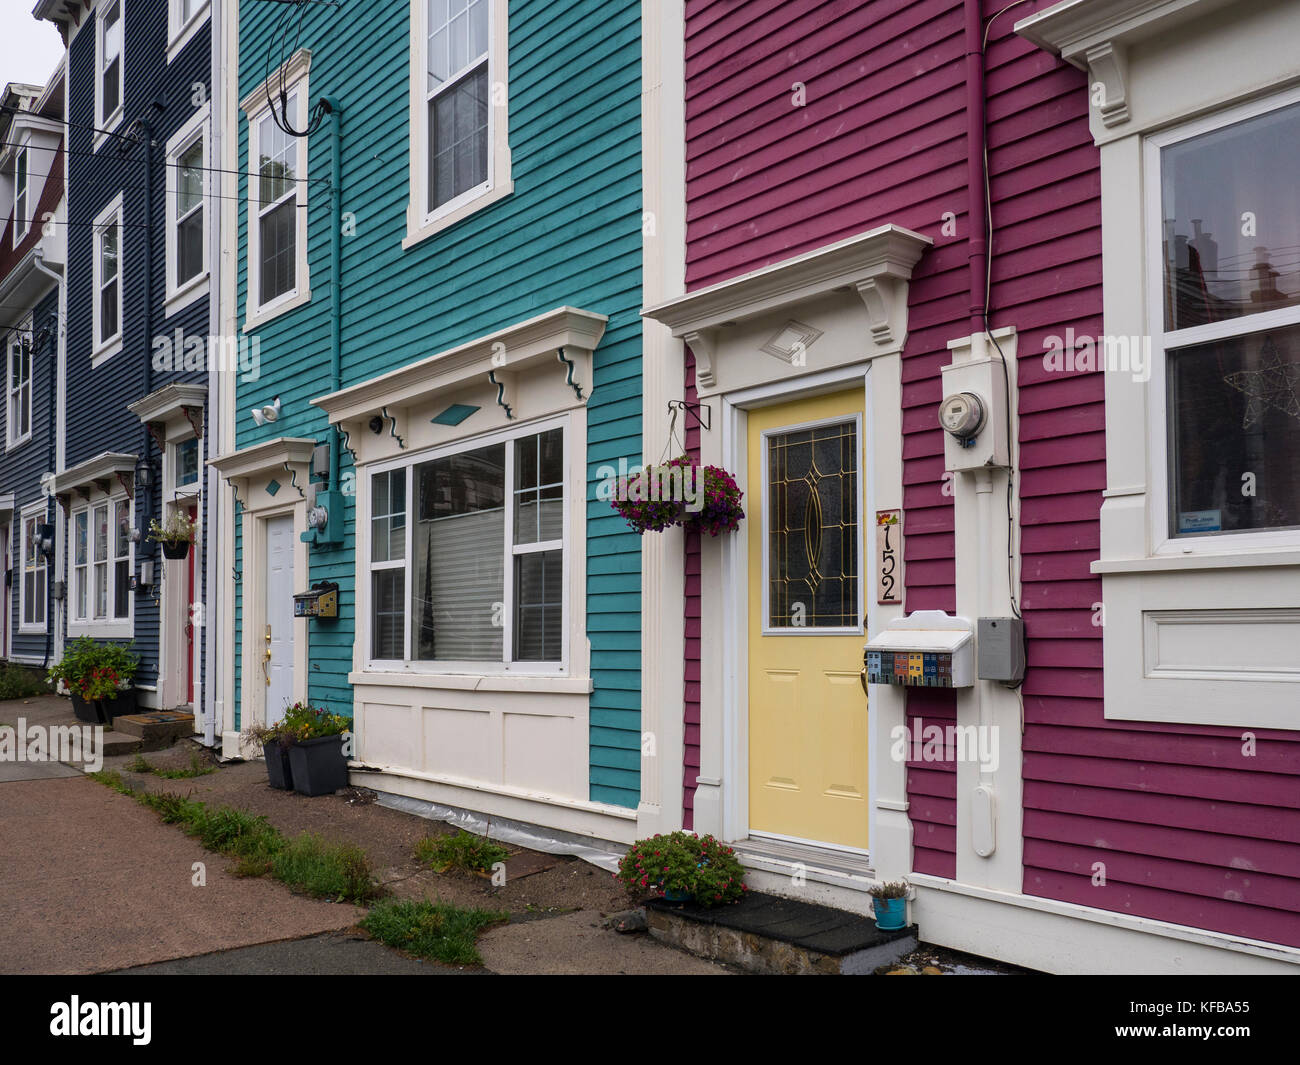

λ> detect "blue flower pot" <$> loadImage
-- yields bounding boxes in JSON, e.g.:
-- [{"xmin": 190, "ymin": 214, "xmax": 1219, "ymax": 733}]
[{"xmin": 873, "ymin": 896, "xmax": 907, "ymax": 930}]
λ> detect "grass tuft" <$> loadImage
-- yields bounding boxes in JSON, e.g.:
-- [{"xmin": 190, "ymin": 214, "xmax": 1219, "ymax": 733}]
[
  {"xmin": 415, "ymin": 830, "xmax": 509, "ymax": 875},
  {"xmin": 360, "ymin": 899, "xmax": 507, "ymax": 966},
  {"xmin": 271, "ymin": 834, "xmax": 379, "ymax": 904}
]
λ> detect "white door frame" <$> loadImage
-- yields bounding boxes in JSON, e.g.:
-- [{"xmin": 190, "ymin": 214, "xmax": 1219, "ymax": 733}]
[
  {"xmin": 241, "ymin": 501, "xmax": 309, "ymax": 731},
  {"xmin": 713, "ymin": 362, "xmax": 879, "ymax": 855}
]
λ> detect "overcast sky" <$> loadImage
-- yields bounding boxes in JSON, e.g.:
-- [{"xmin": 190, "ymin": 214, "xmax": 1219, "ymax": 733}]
[{"xmin": 0, "ymin": 2, "xmax": 64, "ymax": 91}]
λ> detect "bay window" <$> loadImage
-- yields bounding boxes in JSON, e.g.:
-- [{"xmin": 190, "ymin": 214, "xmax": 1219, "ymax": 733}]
[
  {"xmin": 368, "ymin": 423, "xmax": 565, "ymax": 668},
  {"xmin": 69, "ymin": 496, "xmax": 133, "ymax": 631}
]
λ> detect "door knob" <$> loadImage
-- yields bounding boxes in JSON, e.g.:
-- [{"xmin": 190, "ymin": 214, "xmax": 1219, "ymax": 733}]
[{"xmin": 859, "ymin": 666, "xmax": 868, "ymax": 696}]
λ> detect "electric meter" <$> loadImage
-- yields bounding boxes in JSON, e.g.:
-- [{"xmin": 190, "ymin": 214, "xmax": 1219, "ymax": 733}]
[{"xmin": 939, "ymin": 392, "xmax": 986, "ymax": 439}]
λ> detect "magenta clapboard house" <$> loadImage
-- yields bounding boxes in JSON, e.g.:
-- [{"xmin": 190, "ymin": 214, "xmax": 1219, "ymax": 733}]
[{"xmin": 641, "ymin": 0, "xmax": 1300, "ymax": 974}]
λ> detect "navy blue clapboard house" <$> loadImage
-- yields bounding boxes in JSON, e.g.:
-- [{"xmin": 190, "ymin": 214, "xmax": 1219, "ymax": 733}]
[
  {"xmin": 35, "ymin": 0, "xmax": 218, "ymax": 721},
  {"xmin": 0, "ymin": 76, "xmax": 65, "ymax": 671}
]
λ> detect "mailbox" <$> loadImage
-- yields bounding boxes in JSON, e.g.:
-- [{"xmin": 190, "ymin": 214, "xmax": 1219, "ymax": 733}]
[
  {"xmin": 863, "ymin": 610, "xmax": 974, "ymax": 688},
  {"xmin": 294, "ymin": 580, "xmax": 339, "ymax": 619}
]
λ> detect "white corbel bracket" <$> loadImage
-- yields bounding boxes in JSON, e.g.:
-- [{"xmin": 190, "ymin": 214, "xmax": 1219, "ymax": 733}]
[
  {"xmin": 854, "ymin": 275, "xmax": 907, "ymax": 349},
  {"xmin": 1085, "ymin": 41, "xmax": 1128, "ymax": 128},
  {"xmin": 683, "ymin": 328, "xmax": 718, "ymax": 390}
]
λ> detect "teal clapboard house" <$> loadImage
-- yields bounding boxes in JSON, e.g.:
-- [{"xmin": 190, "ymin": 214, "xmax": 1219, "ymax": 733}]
[{"xmin": 212, "ymin": 0, "xmax": 644, "ymax": 838}]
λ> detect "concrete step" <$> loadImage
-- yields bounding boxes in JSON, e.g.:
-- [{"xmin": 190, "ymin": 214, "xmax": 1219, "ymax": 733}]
[
  {"xmin": 111, "ymin": 711, "xmax": 194, "ymax": 750},
  {"xmin": 647, "ymin": 890, "xmax": 916, "ymax": 975}
]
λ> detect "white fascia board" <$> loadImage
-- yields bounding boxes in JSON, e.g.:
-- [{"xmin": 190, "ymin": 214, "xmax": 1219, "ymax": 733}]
[{"xmin": 310, "ymin": 306, "xmax": 609, "ymax": 425}]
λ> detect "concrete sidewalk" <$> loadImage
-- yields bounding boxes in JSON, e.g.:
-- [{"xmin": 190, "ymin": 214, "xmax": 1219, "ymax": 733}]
[{"xmin": 0, "ymin": 774, "xmax": 363, "ymax": 974}]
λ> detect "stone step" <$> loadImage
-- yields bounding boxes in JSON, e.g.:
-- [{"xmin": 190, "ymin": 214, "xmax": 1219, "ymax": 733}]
[
  {"xmin": 646, "ymin": 890, "xmax": 916, "ymax": 975},
  {"xmin": 111, "ymin": 711, "xmax": 195, "ymax": 748}
]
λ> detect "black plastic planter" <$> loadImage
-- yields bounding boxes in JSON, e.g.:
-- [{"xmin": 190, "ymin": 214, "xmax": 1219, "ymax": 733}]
[
  {"xmin": 99, "ymin": 688, "xmax": 137, "ymax": 725},
  {"xmin": 287, "ymin": 734, "xmax": 348, "ymax": 796},
  {"xmin": 263, "ymin": 742, "xmax": 294, "ymax": 790},
  {"xmin": 161, "ymin": 541, "xmax": 192, "ymax": 560},
  {"xmin": 70, "ymin": 693, "xmax": 107, "ymax": 724}
]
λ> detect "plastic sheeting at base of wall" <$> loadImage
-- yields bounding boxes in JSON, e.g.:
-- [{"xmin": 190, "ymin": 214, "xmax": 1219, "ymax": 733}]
[{"xmin": 375, "ymin": 791, "xmax": 627, "ymax": 873}]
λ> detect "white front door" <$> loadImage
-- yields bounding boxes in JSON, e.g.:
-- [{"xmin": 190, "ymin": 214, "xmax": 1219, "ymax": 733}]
[{"xmin": 264, "ymin": 515, "xmax": 296, "ymax": 727}]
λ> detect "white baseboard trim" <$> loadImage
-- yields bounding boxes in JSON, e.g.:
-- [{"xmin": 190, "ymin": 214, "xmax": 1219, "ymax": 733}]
[
  {"xmin": 349, "ymin": 766, "xmax": 638, "ymax": 845},
  {"xmin": 910, "ymin": 873, "xmax": 1300, "ymax": 974}
]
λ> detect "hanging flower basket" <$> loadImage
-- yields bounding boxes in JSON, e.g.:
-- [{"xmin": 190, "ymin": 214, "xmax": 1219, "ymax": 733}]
[
  {"xmin": 149, "ymin": 514, "xmax": 198, "ymax": 559},
  {"xmin": 609, "ymin": 456, "xmax": 744, "ymax": 536},
  {"xmin": 161, "ymin": 540, "xmax": 191, "ymax": 560}
]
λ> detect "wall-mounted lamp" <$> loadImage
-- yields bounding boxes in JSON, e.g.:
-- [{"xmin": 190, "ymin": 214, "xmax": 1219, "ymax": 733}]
[
  {"xmin": 368, "ymin": 414, "xmax": 384, "ymax": 434},
  {"xmin": 251, "ymin": 396, "xmax": 282, "ymax": 426},
  {"xmin": 134, "ymin": 457, "xmax": 154, "ymax": 490}
]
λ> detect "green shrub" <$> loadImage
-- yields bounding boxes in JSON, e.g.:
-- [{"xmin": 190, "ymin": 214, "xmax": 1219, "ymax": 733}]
[
  {"xmin": 360, "ymin": 900, "xmax": 507, "ymax": 966},
  {"xmin": 415, "ymin": 830, "xmax": 508, "ymax": 875},
  {"xmin": 0, "ymin": 661, "xmax": 48, "ymax": 700},
  {"xmin": 616, "ymin": 831, "xmax": 747, "ymax": 907},
  {"xmin": 243, "ymin": 700, "xmax": 351, "ymax": 749}
]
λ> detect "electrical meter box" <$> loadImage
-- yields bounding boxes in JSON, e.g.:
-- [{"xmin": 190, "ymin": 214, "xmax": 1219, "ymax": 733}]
[
  {"xmin": 977, "ymin": 616, "xmax": 1025, "ymax": 684},
  {"xmin": 294, "ymin": 581, "xmax": 340, "ymax": 619},
  {"xmin": 864, "ymin": 610, "xmax": 974, "ymax": 688}
]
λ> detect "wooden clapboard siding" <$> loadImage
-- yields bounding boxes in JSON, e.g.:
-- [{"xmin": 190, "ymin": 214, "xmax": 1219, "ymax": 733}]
[
  {"xmin": 682, "ymin": 0, "xmax": 1300, "ymax": 949},
  {"xmin": 235, "ymin": 0, "xmax": 645, "ymax": 807},
  {"xmin": 62, "ymin": 0, "xmax": 211, "ymax": 689}
]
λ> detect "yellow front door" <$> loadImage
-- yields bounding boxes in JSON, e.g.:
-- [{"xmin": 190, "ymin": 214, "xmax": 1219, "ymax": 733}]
[{"xmin": 748, "ymin": 388, "xmax": 869, "ymax": 851}]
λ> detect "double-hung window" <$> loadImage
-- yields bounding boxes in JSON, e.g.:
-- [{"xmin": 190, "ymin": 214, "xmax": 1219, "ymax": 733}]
[
  {"xmin": 7, "ymin": 328, "xmax": 31, "ymax": 447},
  {"xmin": 93, "ymin": 195, "xmax": 123, "ymax": 359},
  {"xmin": 168, "ymin": 0, "xmax": 210, "ymax": 60},
  {"xmin": 70, "ymin": 498, "xmax": 132, "ymax": 629},
  {"xmin": 97, "ymin": 0, "xmax": 124, "ymax": 134},
  {"xmin": 20, "ymin": 512, "xmax": 46, "ymax": 629},
  {"xmin": 166, "ymin": 108, "xmax": 209, "ymax": 311},
  {"xmin": 244, "ymin": 62, "xmax": 310, "ymax": 326},
  {"xmin": 13, "ymin": 140, "xmax": 29, "ymax": 245},
  {"xmin": 408, "ymin": 0, "xmax": 510, "ymax": 241},
  {"xmin": 368, "ymin": 423, "xmax": 566, "ymax": 668},
  {"xmin": 1152, "ymin": 93, "xmax": 1300, "ymax": 542}
]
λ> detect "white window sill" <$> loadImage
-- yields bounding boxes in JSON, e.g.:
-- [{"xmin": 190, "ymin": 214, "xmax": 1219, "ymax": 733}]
[
  {"xmin": 165, "ymin": 273, "xmax": 209, "ymax": 319},
  {"xmin": 403, "ymin": 180, "xmax": 513, "ymax": 250},
  {"xmin": 17, "ymin": 623, "xmax": 47, "ymax": 635},
  {"xmin": 1092, "ymin": 548, "xmax": 1300, "ymax": 574},
  {"xmin": 349, "ymin": 669, "xmax": 590, "ymax": 696},
  {"xmin": 167, "ymin": 5, "xmax": 211, "ymax": 64},
  {"xmin": 92, "ymin": 336, "xmax": 124, "ymax": 368},
  {"xmin": 6, "ymin": 432, "xmax": 32, "ymax": 452},
  {"xmin": 244, "ymin": 288, "xmax": 312, "ymax": 332},
  {"xmin": 13, "ymin": 225, "xmax": 31, "ymax": 248},
  {"xmin": 67, "ymin": 620, "xmax": 134, "ymax": 639}
]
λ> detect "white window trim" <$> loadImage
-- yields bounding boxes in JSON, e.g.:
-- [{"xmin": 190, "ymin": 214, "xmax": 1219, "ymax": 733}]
[
  {"xmin": 94, "ymin": 0, "xmax": 125, "ymax": 149},
  {"xmin": 12, "ymin": 135, "xmax": 30, "ymax": 247},
  {"xmin": 18, "ymin": 504, "xmax": 47, "ymax": 633},
  {"xmin": 66, "ymin": 493, "xmax": 135, "ymax": 639},
  {"xmin": 1142, "ymin": 85, "xmax": 1300, "ymax": 560},
  {"xmin": 361, "ymin": 414, "xmax": 572, "ymax": 677},
  {"xmin": 404, "ymin": 0, "xmax": 513, "ymax": 249},
  {"xmin": 169, "ymin": 434, "xmax": 202, "ymax": 497},
  {"xmin": 7, "ymin": 320, "xmax": 33, "ymax": 449},
  {"xmin": 242, "ymin": 59, "xmax": 312, "ymax": 331},
  {"xmin": 164, "ymin": 104, "xmax": 211, "ymax": 318},
  {"xmin": 167, "ymin": 0, "xmax": 210, "ymax": 64},
  {"xmin": 92, "ymin": 192, "xmax": 124, "ymax": 365}
]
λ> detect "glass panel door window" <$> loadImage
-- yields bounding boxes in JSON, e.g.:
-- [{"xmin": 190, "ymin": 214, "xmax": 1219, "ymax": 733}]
[
  {"xmin": 426, "ymin": 0, "xmax": 490, "ymax": 212},
  {"xmin": 1159, "ymin": 97, "xmax": 1300, "ymax": 537},
  {"xmin": 368, "ymin": 425, "xmax": 565, "ymax": 667},
  {"xmin": 764, "ymin": 419, "xmax": 861, "ymax": 631}
]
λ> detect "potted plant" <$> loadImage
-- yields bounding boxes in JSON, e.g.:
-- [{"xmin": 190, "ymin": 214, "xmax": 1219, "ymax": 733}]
[
  {"xmin": 148, "ymin": 513, "xmax": 198, "ymax": 560},
  {"xmin": 244, "ymin": 701, "xmax": 352, "ymax": 796},
  {"xmin": 47, "ymin": 638, "xmax": 140, "ymax": 724},
  {"xmin": 868, "ymin": 880, "xmax": 910, "ymax": 930},
  {"xmin": 610, "ymin": 456, "xmax": 745, "ymax": 536},
  {"xmin": 615, "ymin": 830, "xmax": 747, "ymax": 907}
]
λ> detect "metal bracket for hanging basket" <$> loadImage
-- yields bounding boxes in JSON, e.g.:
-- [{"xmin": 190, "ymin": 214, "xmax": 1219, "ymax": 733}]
[{"xmin": 667, "ymin": 399, "xmax": 710, "ymax": 433}]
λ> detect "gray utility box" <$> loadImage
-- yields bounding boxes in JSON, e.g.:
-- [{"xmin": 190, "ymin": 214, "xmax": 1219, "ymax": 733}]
[{"xmin": 977, "ymin": 617, "xmax": 1025, "ymax": 684}]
